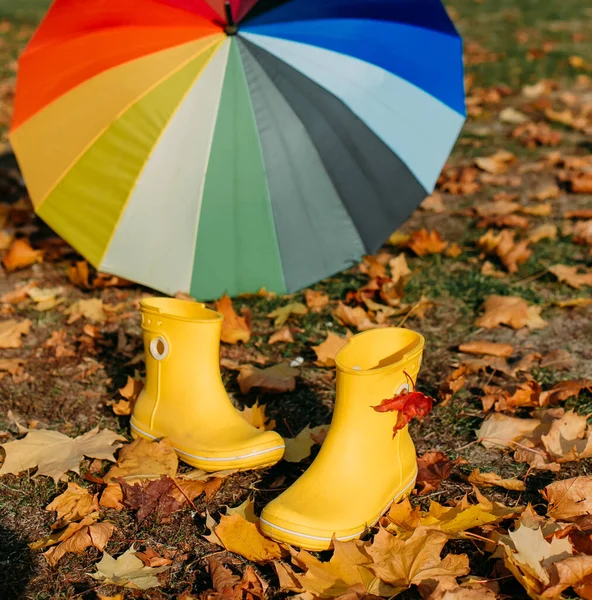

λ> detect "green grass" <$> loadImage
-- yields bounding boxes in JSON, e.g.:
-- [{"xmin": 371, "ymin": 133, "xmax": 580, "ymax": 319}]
[{"xmin": 0, "ymin": 0, "xmax": 49, "ymax": 23}]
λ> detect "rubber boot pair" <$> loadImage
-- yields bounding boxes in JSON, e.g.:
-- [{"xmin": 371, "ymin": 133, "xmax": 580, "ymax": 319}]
[{"xmin": 131, "ymin": 297, "xmax": 424, "ymax": 551}]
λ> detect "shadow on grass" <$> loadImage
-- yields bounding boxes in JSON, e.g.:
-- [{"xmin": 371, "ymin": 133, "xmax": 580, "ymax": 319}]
[{"xmin": 0, "ymin": 524, "xmax": 35, "ymax": 599}]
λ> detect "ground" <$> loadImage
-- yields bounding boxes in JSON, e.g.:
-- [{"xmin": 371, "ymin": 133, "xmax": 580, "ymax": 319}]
[{"xmin": 0, "ymin": 0, "xmax": 591, "ymax": 599}]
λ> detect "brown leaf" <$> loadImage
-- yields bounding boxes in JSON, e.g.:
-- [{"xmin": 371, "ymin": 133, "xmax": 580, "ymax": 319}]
[
  {"xmin": 477, "ymin": 413, "xmax": 541, "ymax": 449},
  {"xmin": 540, "ymin": 349, "xmax": 575, "ymax": 371},
  {"xmin": 477, "ymin": 229, "xmax": 531, "ymax": 273},
  {"xmin": 549, "ymin": 264, "xmax": 592, "ymax": 289},
  {"xmin": 543, "ymin": 477, "xmax": 592, "ymax": 521},
  {"xmin": 268, "ymin": 326, "xmax": 294, "ymax": 345},
  {"xmin": 121, "ymin": 476, "xmax": 182, "ymax": 523},
  {"xmin": 565, "ymin": 210, "xmax": 592, "ymax": 219},
  {"xmin": 530, "ymin": 181, "xmax": 560, "ymax": 201},
  {"xmin": 544, "ymin": 555, "xmax": 592, "ymax": 599},
  {"xmin": 0, "ymin": 358, "xmax": 25, "ymax": 378},
  {"xmin": 573, "ymin": 220, "xmax": 592, "ymax": 246},
  {"xmin": 416, "ymin": 451, "xmax": 462, "ymax": 495},
  {"xmin": 445, "ymin": 243, "xmax": 463, "ymax": 258},
  {"xmin": 67, "ymin": 298, "xmax": 107, "ymax": 323},
  {"xmin": 170, "ymin": 478, "xmax": 222, "ymax": 505},
  {"xmin": 46, "ymin": 482, "xmax": 99, "ymax": 529},
  {"xmin": 104, "ymin": 438, "xmax": 178, "ymax": 484},
  {"xmin": 360, "ymin": 255, "xmax": 388, "ymax": 279},
  {"xmin": 475, "ymin": 295, "xmax": 547, "ymax": 329},
  {"xmin": 528, "ymin": 224, "xmax": 557, "ymax": 243},
  {"xmin": 333, "ymin": 302, "xmax": 378, "ymax": 331},
  {"xmin": 2, "ymin": 238, "xmax": 43, "ymax": 272},
  {"xmin": 459, "ymin": 341, "xmax": 514, "ymax": 358},
  {"xmin": 407, "ymin": 229, "xmax": 448, "ymax": 256},
  {"xmin": 482, "ymin": 381, "xmax": 541, "ymax": 412},
  {"xmin": 368, "ymin": 527, "xmax": 469, "ymax": 590},
  {"xmin": 215, "ymin": 512, "xmax": 283, "ymax": 564},
  {"xmin": 571, "ymin": 175, "xmax": 592, "ymax": 194},
  {"xmin": 267, "ymin": 302, "xmax": 308, "ymax": 327},
  {"xmin": 0, "ymin": 318, "xmax": 32, "ymax": 348},
  {"xmin": 238, "ymin": 400, "xmax": 276, "ymax": 431},
  {"xmin": 136, "ymin": 547, "xmax": 173, "ymax": 568},
  {"xmin": 304, "ymin": 289, "xmax": 329, "ymax": 313},
  {"xmin": 476, "ymin": 201, "xmax": 520, "ymax": 218},
  {"xmin": 420, "ymin": 192, "xmax": 446, "ymax": 213},
  {"xmin": 540, "ymin": 379, "xmax": 592, "ymax": 405},
  {"xmin": 312, "ymin": 331, "xmax": 352, "ymax": 367},
  {"xmin": 100, "ymin": 484, "xmax": 124, "ymax": 511},
  {"xmin": 236, "ymin": 363, "xmax": 298, "ymax": 395},
  {"xmin": 475, "ymin": 150, "xmax": 515, "ymax": 174},
  {"xmin": 467, "ymin": 469, "xmax": 525, "ymax": 491},
  {"xmin": 520, "ymin": 203, "xmax": 552, "ymax": 216},
  {"xmin": 216, "ymin": 295, "xmax": 251, "ymax": 344}
]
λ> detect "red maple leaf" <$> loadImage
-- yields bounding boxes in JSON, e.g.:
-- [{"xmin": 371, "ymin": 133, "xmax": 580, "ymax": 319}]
[{"xmin": 372, "ymin": 372, "xmax": 435, "ymax": 437}]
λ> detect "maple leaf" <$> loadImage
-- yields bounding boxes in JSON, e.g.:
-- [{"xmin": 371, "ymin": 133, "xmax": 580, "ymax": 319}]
[
  {"xmin": 389, "ymin": 253, "xmax": 412, "ymax": 284},
  {"xmin": 204, "ymin": 557, "xmax": 267, "ymax": 600},
  {"xmin": 482, "ymin": 381, "xmax": 541, "ymax": 412},
  {"xmin": 0, "ymin": 318, "xmax": 32, "ymax": 348},
  {"xmin": 543, "ymin": 555, "xmax": 592, "ymax": 599},
  {"xmin": 528, "ymin": 223, "xmax": 557, "ymax": 243},
  {"xmin": 543, "ymin": 477, "xmax": 592, "ymax": 522},
  {"xmin": 458, "ymin": 340, "xmax": 514, "ymax": 358},
  {"xmin": 415, "ymin": 451, "xmax": 462, "ymax": 495},
  {"xmin": 267, "ymin": 302, "xmax": 308, "ymax": 327},
  {"xmin": 135, "ymin": 547, "xmax": 172, "ymax": 568},
  {"xmin": 283, "ymin": 424, "xmax": 329, "ymax": 463},
  {"xmin": 420, "ymin": 192, "xmax": 446, "ymax": 213},
  {"xmin": 312, "ymin": 331, "xmax": 352, "ymax": 367},
  {"xmin": 104, "ymin": 438, "xmax": 178, "ymax": 484},
  {"xmin": 2, "ymin": 238, "xmax": 43, "ymax": 272},
  {"xmin": 304, "ymin": 289, "xmax": 329, "ymax": 313},
  {"xmin": 268, "ymin": 326, "xmax": 294, "ymax": 344},
  {"xmin": 235, "ymin": 363, "xmax": 298, "ymax": 395},
  {"xmin": 170, "ymin": 477, "xmax": 222, "ymax": 506},
  {"xmin": 67, "ymin": 298, "xmax": 107, "ymax": 323},
  {"xmin": 216, "ymin": 295, "xmax": 251, "ymax": 344},
  {"xmin": 549, "ymin": 264, "xmax": 592, "ymax": 289},
  {"xmin": 539, "ymin": 379, "xmax": 592, "ymax": 405},
  {"xmin": 333, "ymin": 301, "xmax": 378, "ymax": 331},
  {"xmin": 367, "ymin": 527, "xmax": 469, "ymax": 592},
  {"xmin": 475, "ymin": 295, "xmax": 547, "ymax": 329},
  {"xmin": 91, "ymin": 547, "xmax": 169, "ymax": 590},
  {"xmin": 360, "ymin": 255, "xmax": 389, "ymax": 279},
  {"xmin": 372, "ymin": 381, "xmax": 434, "ymax": 437},
  {"xmin": 100, "ymin": 484, "xmax": 125, "ymax": 511},
  {"xmin": 46, "ymin": 482, "xmax": 99, "ymax": 529},
  {"xmin": 121, "ymin": 476, "xmax": 182, "ymax": 523},
  {"xmin": 111, "ymin": 376, "xmax": 143, "ymax": 416},
  {"xmin": 540, "ymin": 410, "xmax": 589, "ymax": 460},
  {"xmin": 477, "ymin": 229, "xmax": 531, "ymax": 273},
  {"xmin": 477, "ymin": 413, "xmax": 541, "ymax": 449},
  {"xmin": 467, "ymin": 469, "xmax": 526, "ymax": 491},
  {"xmin": 407, "ymin": 228, "xmax": 448, "ymax": 256},
  {"xmin": 573, "ymin": 219, "xmax": 592, "ymax": 246},
  {"xmin": 238, "ymin": 400, "xmax": 276, "ymax": 431},
  {"xmin": 0, "ymin": 427, "xmax": 124, "ymax": 482}
]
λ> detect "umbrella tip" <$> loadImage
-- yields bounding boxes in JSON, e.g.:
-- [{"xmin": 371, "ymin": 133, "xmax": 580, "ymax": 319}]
[{"xmin": 224, "ymin": 1, "xmax": 237, "ymax": 34}]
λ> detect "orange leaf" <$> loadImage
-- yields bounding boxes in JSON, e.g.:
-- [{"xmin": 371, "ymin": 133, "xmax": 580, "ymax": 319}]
[
  {"xmin": 333, "ymin": 301, "xmax": 378, "ymax": 331},
  {"xmin": 304, "ymin": 289, "xmax": 329, "ymax": 312},
  {"xmin": 236, "ymin": 363, "xmax": 297, "ymax": 395},
  {"xmin": 2, "ymin": 238, "xmax": 43, "ymax": 272},
  {"xmin": 549, "ymin": 264, "xmax": 592, "ymax": 289},
  {"xmin": 475, "ymin": 295, "xmax": 547, "ymax": 329},
  {"xmin": 407, "ymin": 228, "xmax": 448, "ymax": 256},
  {"xmin": 0, "ymin": 318, "xmax": 32, "ymax": 349},
  {"xmin": 373, "ymin": 387, "xmax": 434, "ymax": 436},
  {"xmin": 268, "ymin": 326, "xmax": 294, "ymax": 345},
  {"xmin": 312, "ymin": 331, "xmax": 352, "ymax": 367},
  {"xmin": 459, "ymin": 341, "xmax": 514, "ymax": 357},
  {"xmin": 216, "ymin": 295, "xmax": 251, "ymax": 344}
]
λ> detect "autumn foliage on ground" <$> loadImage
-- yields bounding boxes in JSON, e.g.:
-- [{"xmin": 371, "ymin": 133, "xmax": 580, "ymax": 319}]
[{"xmin": 1, "ymin": 1, "xmax": 592, "ymax": 599}]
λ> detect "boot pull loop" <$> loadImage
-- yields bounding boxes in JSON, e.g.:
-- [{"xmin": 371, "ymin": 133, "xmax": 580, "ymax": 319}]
[
  {"xmin": 150, "ymin": 336, "xmax": 169, "ymax": 361},
  {"xmin": 396, "ymin": 382, "xmax": 411, "ymax": 395}
]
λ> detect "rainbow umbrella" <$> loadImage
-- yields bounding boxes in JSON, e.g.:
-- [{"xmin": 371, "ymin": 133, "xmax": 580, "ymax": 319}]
[{"xmin": 10, "ymin": 0, "xmax": 465, "ymax": 300}]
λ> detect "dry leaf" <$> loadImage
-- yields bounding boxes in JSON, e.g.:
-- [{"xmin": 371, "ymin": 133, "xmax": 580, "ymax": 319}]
[
  {"xmin": 540, "ymin": 379, "xmax": 592, "ymax": 405},
  {"xmin": 0, "ymin": 358, "xmax": 25, "ymax": 378},
  {"xmin": 416, "ymin": 451, "xmax": 462, "ymax": 495},
  {"xmin": 100, "ymin": 484, "xmax": 125, "ymax": 511},
  {"xmin": 459, "ymin": 341, "xmax": 514, "ymax": 358},
  {"xmin": 445, "ymin": 243, "xmax": 463, "ymax": 258},
  {"xmin": 500, "ymin": 107, "xmax": 529, "ymax": 124},
  {"xmin": 521, "ymin": 203, "xmax": 552, "ymax": 216},
  {"xmin": 268, "ymin": 302, "xmax": 308, "ymax": 327},
  {"xmin": 46, "ymin": 482, "xmax": 99, "ymax": 528},
  {"xmin": 0, "ymin": 427, "xmax": 124, "ymax": 482},
  {"xmin": 236, "ymin": 363, "xmax": 298, "ymax": 395},
  {"xmin": 170, "ymin": 477, "xmax": 222, "ymax": 505},
  {"xmin": 475, "ymin": 150, "xmax": 515, "ymax": 174},
  {"xmin": 420, "ymin": 193, "xmax": 445, "ymax": 213},
  {"xmin": 43, "ymin": 521, "xmax": 116, "ymax": 566},
  {"xmin": 91, "ymin": 547, "xmax": 169, "ymax": 590},
  {"xmin": 215, "ymin": 512, "xmax": 283, "ymax": 564},
  {"xmin": 283, "ymin": 424, "xmax": 329, "ymax": 463},
  {"xmin": 477, "ymin": 413, "xmax": 541, "ymax": 449},
  {"xmin": 543, "ymin": 555, "xmax": 592, "ymax": 599},
  {"xmin": 475, "ymin": 200, "xmax": 520, "ymax": 218},
  {"xmin": 333, "ymin": 302, "xmax": 378, "ymax": 331},
  {"xmin": 543, "ymin": 477, "xmax": 592, "ymax": 522},
  {"xmin": 216, "ymin": 295, "xmax": 251, "ymax": 344},
  {"xmin": 549, "ymin": 264, "xmax": 592, "ymax": 289},
  {"xmin": 475, "ymin": 295, "xmax": 547, "ymax": 329},
  {"xmin": 304, "ymin": 289, "xmax": 329, "ymax": 313},
  {"xmin": 407, "ymin": 229, "xmax": 448, "ymax": 256},
  {"xmin": 239, "ymin": 401, "xmax": 276, "ymax": 431},
  {"xmin": 205, "ymin": 557, "xmax": 267, "ymax": 599},
  {"xmin": 530, "ymin": 181, "xmax": 560, "ymax": 201},
  {"xmin": 121, "ymin": 476, "xmax": 182, "ymax": 523},
  {"xmin": 67, "ymin": 298, "xmax": 107, "ymax": 323},
  {"xmin": 136, "ymin": 547, "xmax": 172, "ymax": 568},
  {"xmin": 0, "ymin": 318, "xmax": 32, "ymax": 348},
  {"xmin": 477, "ymin": 229, "xmax": 531, "ymax": 273},
  {"xmin": 360, "ymin": 255, "xmax": 388, "ymax": 279},
  {"xmin": 269, "ymin": 326, "xmax": 294, "ymax": 345},
  {"xmin": 104, "ymin": 438, "xmax": 178, "ymax": 483},
  {"xmin": 312, "ymin": 331, "xmax": 352, "ymax": 367},
  {"xmin": 467, "ymin": 469, "xmax": 526, "ymax": 491},
  {"xmin": 528, "ymin": 224, "xmax": 557, "ymax": 243},
  {"xmin": 2, "ymin": 238, "xmax": 43, "ymax": 272}
]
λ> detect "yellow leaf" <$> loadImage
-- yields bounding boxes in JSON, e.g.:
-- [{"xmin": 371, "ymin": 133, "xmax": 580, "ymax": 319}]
[
  {"xmin": 304, "ymin": 289, "xmax": 329, "ymax": 312},
  {"xmin": 475, "ymin": 150, "xmax": 516, "ymax": 174},
  {"xmin": 528, "ymin": 224, "xmax": 557, "ymax": 244},
  {"xmin": 100, "ymin": 483, "xmax": 124, "ymax": 511},
  {"xmin": 238, "ymin": 400, "xmax": 276, "ymax": 431},
  {"xmin": 215, "ymin": 512, "xmax": 283, "ymax": 564},
  {"xmin": 333, "ymin": 302, "xmax": 378, "ymax": 331},
  {"xmin": 549, "ymin": 264, "xmax": 592, "ymax": 289},
  {"xmin": 467, "ymin": 469, "xmax": 526, "ymax": 491},
  {"xmin": 477, "ymin": 413, "xmax": 541, "ymax": 449},
  {"xmin": 389, "ymin": 253, "xmax": 412, "ymax": 284},
  {"xmin": 407, "ymin": 228, "xmax": 448, "ymax": 256},
  {"xmin": 0, "ymin": 318, "xmax": 32, "ymax": 349},
  {"xmin": 2, "ymin": 238, "xmax": 43, "ymax": 272},
  {"xmin": 104, "ymin": 438, "xmax": 178, "ymax": 483},
  {"xmin": 67, "ymin": 298, "xmax": 107, "ymax": 323},
  {"xmin": 216, "ymin": 295, "xmax": 251, "ymax": 344},
  {"xmin": 267, "ymin": 302, "xmax": 308, "ymax": 327},
  {"xmin": 283, "ymin": 424, "xmax": 329, "ymax": 463},
  {"xmin": 268, "ymin": 326, "xmax": 294, "ymax": 345},
  {"xmin": 46, "ymin": 482, "xmax": 99, "ymax": 528},
  {"xmin": 475, "ymin": 295, "xmax": 547, "ymax": 330},
  {"xmin": 43, "ymin": 521, "xmax": 116, "ymax": 566},
  {"xmin": 312, "ymin": 331, "xmax": 352, "ymax": 367}
]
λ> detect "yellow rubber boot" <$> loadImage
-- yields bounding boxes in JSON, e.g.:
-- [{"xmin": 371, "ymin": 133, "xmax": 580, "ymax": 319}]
[
  {"xmin": 130, "ymin": 297, "xmax": 285, "ymax": 472},
  {"xmin": 260, "ymin": 327, "xmax": 424, "ymax": 550}
]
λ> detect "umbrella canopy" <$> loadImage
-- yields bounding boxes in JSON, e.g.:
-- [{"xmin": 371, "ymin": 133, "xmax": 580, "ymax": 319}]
[{"xmin": 10, "ymin": 0, "xmax": 465, "ymax": 300}]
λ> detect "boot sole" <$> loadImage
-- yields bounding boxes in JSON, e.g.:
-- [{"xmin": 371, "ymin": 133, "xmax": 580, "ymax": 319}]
[
  {"xmin": 130, "ymin": 422, "xmax": 285, "ymax": 472},
  {"xmin": 259, "ymin": 469, "xmax": 417, "ymax": 551}
]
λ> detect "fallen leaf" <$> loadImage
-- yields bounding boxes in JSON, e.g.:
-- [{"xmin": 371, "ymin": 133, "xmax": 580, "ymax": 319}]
[
  {"xmin": 543, "ymin": 555, "xmax": 592, "ymax": 599},
  {"xmin": 416, "ymin": 451, "xmax": 462, "ymax": 495},
  {"xmin": 0, "ymin": 318, "xmax": 32, "ymax": 348},
  {"xmin": 512, "ymin": 121, "xmax": 562, "ymax": 148},
  {"xmin": 475, "ymin": 150, "xmax": 515, "ymax": 174},
  {"xmin": 475, "ymin": 200, "xmax": 520, "ymax": 218},
  {"xmin": 333, "ymin": 302, "xmax": 378, "ymax": 331},
  {"xmin": 91, "ymin": 547, "xmax": 170, "ymax": 590},
  {"xmin": 0, "ymin": 427, "xmax": 125, "ymax": 482},
  {"xmin": 368, "ymin": 527, "xmax": 469, "ymax": 592},
  {"xmin": 477, "ymin": 413, "xmax": 541, "ymax": 449},
  {"xmin": 549, "ymin": 264, "xmax": 592, "ymax": 289},
  {"xmin": 100, "ymin": 484, "xmax": 125, "ymax": 511},
  {"xmin": 205, "ymin": 557, "xmax": 267, "ymax": 599},
  {"xmin": 268, "ymin": 326, "xmax": 294, "ymax": 345},
  {"xmin": 528, "ymin": 224, "xmax": 557, "ymax": 243},
  {"xmin": 283, "ymin": 424, "xmax": 330, "ymax": 463},
  {"xmin": 459, "ymin": 341, "xmax": 514, "ymax": 358},
  {"xmin": 216, "ymin": 295, "xmax": 251, "ymax": 344},
  {"xmin": 477, "ymin": 229, "xmax": 531, "ymax": 273},
  {"xmin": 312, "ymin": 331, "xmax": 352, "ymax": 367},
  {"xmin": 540, "ymin": 349, "xmax": 575, "ymax": 371},
  {"xmin": 67, "ymin": 298, "xmax": 107, "ymax": 323},
  {"xmin": 373, "ymin": 389, "xmax": 434, "ymax": 436},
  {"xmin": 482, "ymin": 381, "xmax": 541, "ymax": 412},
  {"xmin": 215, "ymin": 512, "xmax": 283, "ymax": 564},
  {"xmin": 445, "ymin": 243, "xmax": 463, "ymax": 258},
  {"xmin": 360, "ymin": 255, "xmax": 388, "ymax": 279},
  {"xmin": 420, "ymin": 193, "xmax": 445, "ymax": 213},
  {"xmin": 235, "ymin": 363, "xmax": 298, "ymax": 395},
  {"xmin": 500, "ymin": 107, "xmax": 529, "ymax": 124},
  {"xmin": 135, "ymin": 547, "xmax": 173, "ymax": 568},
  {"xmin": 104, "ymin": 438, "xmax": 178, "ymax": 483},
  {"xmin": 467, "ymin": 469, "xmax": 525, "ymax": 491},
  {"xmin": 540, "ymin": 379, "xmax": 592, "ymax": 405},
  {"xmin": 304, "ymin": 289, "xmax": 329, "ymax": 313},
  {"xmin": 543, "ymin": 477, "xmax": 592, "ymax": 521},
  {"xmin": 407, "ymin": 229, "xmax": 448, "ymax": 256},
  {"xmin": 239, "ymin": 401, "xmax": 276, "ymax": 431},
  {"xmin": 46, "ymin": 482, "xmax": 99, "ymax": 528},
  {"xmin": 0, "ymin": 230, "xmax": 12, "ymax": 251},
  {"xmin": 555, "ymin": 297, "xmax": 592, "ymax": 308},
  {"xmin": 170, "ymin": 477, "xmax": 222, "ymax": 505},
  {"xmin": 475, "ymin": 295, "xmax": 547, "ymax": 329},
  {"xmin": 121, "ymin": 476, "xmax": 182, "ymax": 523},
  {"xmin": 0, "ymin": 358, "xmax": 25, "ymax": 378},
  {"xmin": 565, "ymin": 210, "xmax": 592, "ymax": 219},
  {"xmin": 2, "ymin": 238, "xmax": 43, "ymax": 272},
  {"xmin": 389, "ymin": 253, "xmax": 412, "ymax": 284},
  {"xmin": 531, "ymin": 181, "xmax": 560, "ymax": 201},
  {"xmin": 268, "ymin": 302, "xmax": 308, "ymax": 327},
  {"xmin": 521, "ymin": 203, "xmax": 552, "ymax": 216}
]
